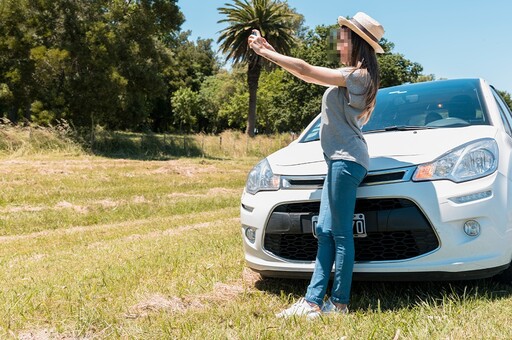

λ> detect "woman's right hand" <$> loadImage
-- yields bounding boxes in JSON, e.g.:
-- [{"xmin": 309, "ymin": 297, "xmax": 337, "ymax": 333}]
[{"xmin": 248, "ymin": 29, "xmax": 275, "ymax": 55}]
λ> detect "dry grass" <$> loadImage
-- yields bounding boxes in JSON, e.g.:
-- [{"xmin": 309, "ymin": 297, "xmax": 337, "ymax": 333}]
[
  {"xmin": 1, "ymin": 126, "xmax": 511, "ymax": 339},
  {"xmin": 0, "ymin": 122, "xmax": 84, "ymax": 157},
  {"xmin": 0, "ymin": 121, "xmax": 295, "ymax": 160}
]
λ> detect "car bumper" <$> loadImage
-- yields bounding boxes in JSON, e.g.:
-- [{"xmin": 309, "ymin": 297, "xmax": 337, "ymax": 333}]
[{"xmin": 240, "ymin": 171, "xmax": 512, "ymax": 280}]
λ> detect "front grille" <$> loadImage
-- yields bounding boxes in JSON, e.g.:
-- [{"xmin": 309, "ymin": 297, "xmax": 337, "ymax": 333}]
[
  {"xmin": 263, "ymin": 199, "xmax": 439, "ymax": 262},
  {"xmin": 280, "ymin": 166, "xmax": 416, "ymax": 189},
  {"xmin": 265, "ymin": 234, "xmax": 317, "ymax": 261},
  {"xmin": 273, "ymin": 202, "xmax": 321, "ymax": 213},
  {"xmin": 362, "ymin": 172, "xmax": 405, "ymax": 185},
  {"xmin": 282, "ymin": 177, "xmax": 324, "ymax": 189},
  {"xmin": 362, "ymin": 166, "xmax": 416, "ymax": 186}
]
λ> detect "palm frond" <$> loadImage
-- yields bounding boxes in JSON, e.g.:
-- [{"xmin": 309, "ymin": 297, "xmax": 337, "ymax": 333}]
[{"xmin": 217, "ymin": 0, "xmax": 299, "ymax": 65}]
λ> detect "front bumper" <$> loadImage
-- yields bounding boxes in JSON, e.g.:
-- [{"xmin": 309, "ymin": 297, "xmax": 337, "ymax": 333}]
[{"xmin": 240, "ymin": 171, "xmax": 512, "ymax": 280}]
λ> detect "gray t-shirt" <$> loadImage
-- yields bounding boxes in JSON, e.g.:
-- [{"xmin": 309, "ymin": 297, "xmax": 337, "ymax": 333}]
[{"xmin": 320, "ymin": 67, "xmax": 370, "ymax": 170}]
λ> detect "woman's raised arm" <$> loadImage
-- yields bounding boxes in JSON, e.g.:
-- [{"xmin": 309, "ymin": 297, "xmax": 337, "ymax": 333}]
[{"xmin": 248, "ymin": 30, "xmax": 347, "ymax": 87}]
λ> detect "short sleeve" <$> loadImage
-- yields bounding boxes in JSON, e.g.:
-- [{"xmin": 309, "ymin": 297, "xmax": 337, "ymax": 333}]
[{"xmin": 339, "ymin": 68, "xmax": 368, "ymax": 110}]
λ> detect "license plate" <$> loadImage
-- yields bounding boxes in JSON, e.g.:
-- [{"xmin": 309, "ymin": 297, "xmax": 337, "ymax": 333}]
[{"xmin": 312, "ymin": 213, "xmax": 367, "ymax": 238}]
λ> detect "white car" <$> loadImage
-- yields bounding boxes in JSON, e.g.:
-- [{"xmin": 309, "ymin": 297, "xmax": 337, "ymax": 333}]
[{"xmin": 241, "ymin": 78, "xmax": 512, "ymax": 282}]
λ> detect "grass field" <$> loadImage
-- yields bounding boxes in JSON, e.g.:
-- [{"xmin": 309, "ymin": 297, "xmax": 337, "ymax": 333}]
[{"xmin": 1, "ymin": 128, "xmax": 512, "ymax": 339}]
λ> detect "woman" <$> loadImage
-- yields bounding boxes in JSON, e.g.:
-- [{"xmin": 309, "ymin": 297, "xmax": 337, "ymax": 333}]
[{"xmin": 248, "ymin": 12, "xmax": 385, "ymax": 319}]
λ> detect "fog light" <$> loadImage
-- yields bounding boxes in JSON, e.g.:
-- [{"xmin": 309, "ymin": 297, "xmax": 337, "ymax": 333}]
[
  {"xmin": 245, "ymin": 227, "xmax": 257, "ymax": 243},
  {"xmin": 463, "ymin": 220, "xmax": 480, "ymax": 236}
]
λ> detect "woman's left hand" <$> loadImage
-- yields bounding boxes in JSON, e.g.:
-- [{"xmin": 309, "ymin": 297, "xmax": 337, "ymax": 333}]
[{"xmin": 248, "ymin": 30, "xmax": 346, "ymax": 87}]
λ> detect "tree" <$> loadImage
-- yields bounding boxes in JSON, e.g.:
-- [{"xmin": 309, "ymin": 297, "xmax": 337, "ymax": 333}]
[
  {"xmin": 168, "ymin": 32, "xmax": 220, "ymax": 93},
  {"xmin": 199, "ymin": 67, "xmax": 246, "ymax": 133},
  {"xmin": 171, "ymin": 87, "xmax": 200, "ymax": 133},
  {"xmin": 217, "ymin": 0, "xmax": 300, "ymax": 136},
  {"xmin": 68, "ymin": 0, "xmax": 184, "ymax": 129},
  {"xmin": 377, "ymin": 39, "xmax": 424, "ymax": 88},
  {"xmin": 0, "ymin": 0, "xmax": 185, "ymax": 130},
  {"xmin": 0, "ymin": 83, "xmax": 13, "ymax": 117},
  {"xmin": 0, "ymin": 0, "xmax": 35, "ymax": 122},
  {"xmin": 498, "ymin": 90, "xmax": 512, "ymax": 111},
  {"xmin": 254, "ymin": 68, "xmax": 287, "ymax": 133}
]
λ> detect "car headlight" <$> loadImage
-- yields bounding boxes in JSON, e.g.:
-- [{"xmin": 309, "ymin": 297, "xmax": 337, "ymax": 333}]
[
  {"xmin": 413, "ymin": 138, "xmax": 498, "ymax": 183},
  {"xmin": 245, "ymin": 158, "xmax": 280, "ymax": 195}
]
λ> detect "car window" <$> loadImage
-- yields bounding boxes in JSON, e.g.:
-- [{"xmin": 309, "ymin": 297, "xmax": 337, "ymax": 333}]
[
  {"xmin": 491, "ymin": 88, "xmax": 512, "ymax": 137},
  {"xmin": 363, "ymin": 79, "xmax": 489, "ymax": 132},
  {"xmin": 301, "ymin": 118, "xmax": 321, "ymax": 142}
]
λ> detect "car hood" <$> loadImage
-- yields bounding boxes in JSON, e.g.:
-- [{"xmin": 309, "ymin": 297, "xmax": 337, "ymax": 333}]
[{"xmin": 268, "ymin": 126, "xmax": 498, "ymax": 175}]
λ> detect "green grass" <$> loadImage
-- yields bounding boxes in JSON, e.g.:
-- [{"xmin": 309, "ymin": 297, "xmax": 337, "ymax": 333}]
[{"xmin": 1, "ymin": 129, "xmax": 511, "ymax": 339}]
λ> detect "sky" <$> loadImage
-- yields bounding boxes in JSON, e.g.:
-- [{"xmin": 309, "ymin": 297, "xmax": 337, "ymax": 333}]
[{"xmin": 177, "ymin": 0, "xmax": 512, "ymax": 94}]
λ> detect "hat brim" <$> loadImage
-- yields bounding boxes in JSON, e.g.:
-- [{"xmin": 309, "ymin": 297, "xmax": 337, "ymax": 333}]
[{"xmin": 338, "ymin": 16, "xmax": 384, "ymax": 53}]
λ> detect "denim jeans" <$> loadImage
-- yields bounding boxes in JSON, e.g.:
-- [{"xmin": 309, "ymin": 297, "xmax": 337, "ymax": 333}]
[{"xmin": 305, "ymin": 159, "xmax": 367, "ymax": 306}]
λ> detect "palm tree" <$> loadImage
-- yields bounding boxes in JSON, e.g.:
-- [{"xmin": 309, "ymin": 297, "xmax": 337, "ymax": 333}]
[{"xmin": 217, "ymin": 0, "xmax": 299, "ymax": 137}]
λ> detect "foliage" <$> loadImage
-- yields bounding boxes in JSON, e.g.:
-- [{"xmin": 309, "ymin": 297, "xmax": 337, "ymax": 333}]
[
  {"xmin": 199, "ymin": 71, "xmax": 239, "ymax": 133},
  {"xmin": 377, "ymin": 39, "xmax": 424, "ymax": 88},
  {"xmin": 217, "ymin": 0, "xmax": 301, "ymax": 65},
  {"xmin": 156, "ymin": 33, "xmax": 221, "ymax": 132},
  {"xmin": 1, "ymin": 0, "xmax": 510, "ymax": 134},
  {"xmin": 254, "ymin": 69, "xmax": 288, "ymax": 133},
  {"xmin": 170, "ymin": 87, "xmax": 200, "ymax": 133},
  {"xmin": 168, "ymin": 32, "xmax": 220, "ymax": 93},
  {"xmin": 0, "ymin": 83, "xmax": 14, "ymax": 115},
  {"xmin": 217, "ymin": 0, "xmax": 301, "ymax": 136},
  {"xmin": 201, "ymin": 66, "xmax": 249, "ymax": 133},
  {"xmin": 0, "ymin": 0, "xmax": 193, "ymax": 130},
  {"xmin": 498, "ymin": 90, "xmax": 512, "ymax": 110}
]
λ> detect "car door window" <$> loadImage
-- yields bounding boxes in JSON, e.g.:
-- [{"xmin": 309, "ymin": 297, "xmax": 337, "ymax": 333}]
[{"xmin": 491, "ymin": 89, "xmax": 512, "ymax": 137}]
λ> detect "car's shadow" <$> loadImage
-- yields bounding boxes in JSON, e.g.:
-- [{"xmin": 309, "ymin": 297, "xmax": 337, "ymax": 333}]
[{"xmin": 253, "ymin": 276, "xmax": 512, "ymax": 312}]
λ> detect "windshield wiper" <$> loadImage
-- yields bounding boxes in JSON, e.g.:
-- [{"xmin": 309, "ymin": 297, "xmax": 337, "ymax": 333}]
[
  {"xmin": 365, "ymin": 125, "xmax": 438, "ymax": 133},
  {"xmin": 385, "ymin": 125, "xmax": 437, "ymax": 131}
]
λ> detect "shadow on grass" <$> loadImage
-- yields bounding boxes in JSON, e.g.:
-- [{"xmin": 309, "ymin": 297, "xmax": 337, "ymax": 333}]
[
  {"xmin": 89, "ymin": 131, "xmax": 206, "ymax": 160},
  {"xmin": 254, "ymin": 276, "xmax": 512, "ymax": 312}
]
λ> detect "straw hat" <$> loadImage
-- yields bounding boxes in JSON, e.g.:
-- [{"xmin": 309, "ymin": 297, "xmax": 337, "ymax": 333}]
[{"xmin": 338, "ymin": 12, "xmax": 385, "ymax": 53}]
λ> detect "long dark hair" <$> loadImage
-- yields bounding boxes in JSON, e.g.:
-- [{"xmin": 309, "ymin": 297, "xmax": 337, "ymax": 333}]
[{"xmin": 348, "ymin": 29, "xmax": 380, "ymax": 124}]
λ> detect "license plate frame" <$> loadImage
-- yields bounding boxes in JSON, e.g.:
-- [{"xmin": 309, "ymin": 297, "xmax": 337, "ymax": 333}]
[{"xmin": 312, "ymin": 213, "xmax": 367, "ymax": 238}]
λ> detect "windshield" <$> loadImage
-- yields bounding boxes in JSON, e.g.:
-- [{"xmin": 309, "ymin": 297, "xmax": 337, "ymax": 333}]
[{"xmin": 301, "ymin": 79, "xmax": 490, "ymax": 143}]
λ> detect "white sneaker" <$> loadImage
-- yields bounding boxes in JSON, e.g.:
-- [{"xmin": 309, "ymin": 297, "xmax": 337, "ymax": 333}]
[
  {"xmin": 321, "ymin": 298, "xmax": 349, "ymax": 314},
  {"xmin": 276, "ymin": 298, "xmax": 321, "ymax": 319}
]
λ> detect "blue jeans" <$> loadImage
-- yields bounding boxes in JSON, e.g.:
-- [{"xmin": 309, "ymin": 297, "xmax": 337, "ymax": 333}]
[{"xmin": 305, "ymin": 159, "xmax": 367, "ymax": 306}]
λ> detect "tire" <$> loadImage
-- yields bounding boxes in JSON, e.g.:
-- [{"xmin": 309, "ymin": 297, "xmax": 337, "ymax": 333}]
[{"xmin": 495, "ymin": 263, "xmax": 512, "ymax": 284}]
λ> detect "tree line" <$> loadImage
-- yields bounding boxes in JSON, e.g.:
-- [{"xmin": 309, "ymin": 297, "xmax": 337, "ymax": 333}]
[{"xmin": 1, "ymin": 0, "xmax": 510, "ymax": 135}]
